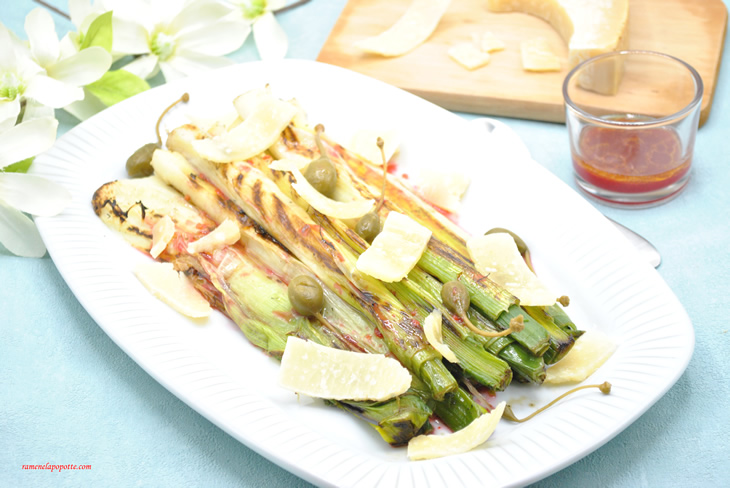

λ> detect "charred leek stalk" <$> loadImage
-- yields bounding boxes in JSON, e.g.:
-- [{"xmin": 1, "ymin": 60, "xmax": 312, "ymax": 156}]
[{"xmin": 165, "ymin": 126, "xmax": 458, "ymax": 401}]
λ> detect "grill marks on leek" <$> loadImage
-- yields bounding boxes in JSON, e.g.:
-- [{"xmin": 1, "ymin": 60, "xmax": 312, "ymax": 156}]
[
  {"xmin": 166, "ymin": 126, "xmax": 458, "ymax": 401},
  {"xmin": 274, "ymin": 126, "xmax": 584, "ymax": 361},
  {"xmin": 92, "ymin": 174, "xmax": 450, "ymax": 445}
]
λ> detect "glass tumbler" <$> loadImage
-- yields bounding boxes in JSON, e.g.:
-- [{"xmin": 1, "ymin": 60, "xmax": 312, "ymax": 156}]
[{"xmin": 563, "ymin": 50, "xmax": 703, "ymax": 207}]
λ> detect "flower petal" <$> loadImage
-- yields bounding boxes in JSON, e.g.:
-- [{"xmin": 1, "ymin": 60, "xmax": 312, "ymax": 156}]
[
  {"xmin": 120, "ymin": 54, "xmax": 160, "ymax": 79},
  {"xmin": 69, "ymin": 0, "xmax": 95, "ymax": 29},
  {"xmin": 0, "ymin": 199, "xmax": 47, "ymax": 258},
  {"xmin": 0, "ymin": 99, "xmax": 21, "ymax": 132},
  {"xmin": 161, "ymin": 51, "xmax": 234, "ymax": 81},
  {"xmin": 63, "ymin": 89, "xmax": 108, "ymax": 121},
  {"xmin": 20, "ymin": 99, "xmax": 55, "ymax": 122},
  {"xmin": 253, "ymin": 12, "xmax": 288, "ymax": 61},
  {"xmin": 169, "ymin": 0, "xmax": 233, "ymax": 34},
  {"xmin": 46, "ymin": 46, "xmax": 112, "ymax": 86},
  {"xmin": 0, "ymin": 117, "xmax": 58, "ymax": 168},
  {"xmin": 24, "ymin": 75, "xmax": 84, "ymax": 108},
  {"xmin": 25, "ymin": 8, "xmax": 60, "ymax": 67},
  {"xmin": 0, "ymin": 173, "xmax": 71, "ymax": 216},
  {"xmin": 0, "ymin": 24, "xmax": 18, "ymax": 72},
  {"xmin": 176, "ymin": 21, "xmax": 250, "ymax": 56},
  {"xmin": 112, "ymin": 17, "xmax": 151, "ymax": 55}
]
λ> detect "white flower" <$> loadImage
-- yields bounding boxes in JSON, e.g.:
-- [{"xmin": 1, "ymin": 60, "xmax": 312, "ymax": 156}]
[
  {"xmin": 109, "ymin": 0, "xmax": 250, "ymax": 81},
  {"xmin": 0, "ymin": 8, "xmax": 112, "ymax": 129},
  {"xmin": 228, "ymin": 0, "xmax": 288, "ymax": 60},
  {"xmin": 0, "ymin": 117, "xmax": 71, "ymax": 258},
  {"xmin": 24, "ymin": 8, "xmax": 112, "ymax": 104}
]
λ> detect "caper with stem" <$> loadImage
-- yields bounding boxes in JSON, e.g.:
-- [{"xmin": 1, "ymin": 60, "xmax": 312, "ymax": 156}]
[
  {"xmin": 355, "ymin": 211, "xmax": 380, "ymax": 243},
  {"xmin": 125, "ymin": 92, "xmax": 190, "ymax": 178},
  {"xmin": 287, "ymin": 275, "xmax": 324, "ymax": 316},
  {"xmin": 354, "ymin": 137, "xmax": 388, "ymax": 243},
  {"xmin": 441, "ymin": 280, "xmax": 524, "ymax": 338},
  {"xmin": 303, "ymin": 124, "xmax": 337, "ymax": 197},
  {"xmin": 502, "ymin": 381, "xmax": 612, "ymax": 422}
]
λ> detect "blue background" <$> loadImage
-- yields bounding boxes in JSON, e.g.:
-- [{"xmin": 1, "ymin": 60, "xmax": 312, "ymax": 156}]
[{"xmin": 2, "ymin": 1, "xmax": 728, "ymax": 486}]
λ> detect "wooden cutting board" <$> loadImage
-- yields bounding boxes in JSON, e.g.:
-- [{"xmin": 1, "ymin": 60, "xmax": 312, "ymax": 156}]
[{"xmin": 317, "ymin": 0, "xmax": 727, "ymax": 126}]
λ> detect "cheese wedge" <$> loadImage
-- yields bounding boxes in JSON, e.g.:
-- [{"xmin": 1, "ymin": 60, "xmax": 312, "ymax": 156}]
[
  {"xmin": 347, "ymin": 129, "xmax": 400, "ymax": 166},
  {"xmin": 487, "ymin": 0, "xmax": 629, "ymax": 89},
  {"xmin": 521, "ymin": 37, "xmax": 561, "ymax": 72},
  {"xmin": 417, "ymin": 169, "xmax": 470, "ymax": 212}
]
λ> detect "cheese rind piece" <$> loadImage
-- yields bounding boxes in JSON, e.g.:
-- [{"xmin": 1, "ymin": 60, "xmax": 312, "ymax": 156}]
[
  {"xmin": 546, "ymin": 330, "xmax": 617, "ymax": 384},
  {"xmin": 521, "ymin": 37, "xmax": 561, "ymax": 72},
  {"xmin": 448, "ymin": 43, "xmax": 491, "ymax": 70},
  {"xmin": 134, "ymin": 262, "xmax": 211, "ymax": 318},
  {"xmin": 279, "ymin": 337, "xmax": 412, "ymax": 401},
  {"xmin": 467, "ymin": 232, "xmax": 556, "ymax": 306},
  {"xmin": 355, "ymin": 0, "xmax": 452, "ymax": 57},
  {"xmin": 407, "ymin": 401, "xmax": 505, "ymax": 460},
  {"xmin": 487, "ymin": 0, "xmax": 629, "ymax": 68},
  {"xmin": 356, "ymin": 211, "xmax": 432, "ymax": 283}
]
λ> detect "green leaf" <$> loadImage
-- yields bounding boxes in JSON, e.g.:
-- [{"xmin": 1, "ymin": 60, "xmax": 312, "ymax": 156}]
[
  {"xmin": 80, "ymin": 11, "xmax": 113, "ymax": 53},
  {"xmin": 85, "ymin": 70, "xmax": 150, "ymax": 107},
  {"xmin": 3, "ymin": 157, "xmax": 34, "ymax": 173}
]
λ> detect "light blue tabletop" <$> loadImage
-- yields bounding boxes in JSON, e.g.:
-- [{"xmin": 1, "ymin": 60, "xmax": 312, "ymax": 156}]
[{"xmin": 2, "ymin": 1, "xmax": 729, "ymax": 487}]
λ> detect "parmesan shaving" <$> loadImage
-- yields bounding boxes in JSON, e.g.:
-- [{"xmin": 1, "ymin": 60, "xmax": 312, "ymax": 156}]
[
  {"xmin": 150, "ymin": 215, "xmax": 175, "ymax": 258},
  {"xmin": 423, "ymin": 310, "xmax": 458, "ymax": 363},
  {"xmin": 279, "ymin": 337, "xmax": 411, "ymax": 401},
  {"xmin": 407, "ymin": 401, "xmax": 505, "ymax": 460},
  {"xmin": 192, "ymin": 97, "xmax": 298, "ymax": 163},
  {"xmin": 417, "ymin": 169, "xmax": 470, "ymax": 212},
  {"xmin": 521, "ymin": 37, "xmax": 561, "ymax": 72},
  {"xmin": 448, "ymin": 43, "xmax": 491, "ymax": 70},
  {"xmin": 187, "ymin": 219, "xmax": 240, "ymax": 254},
  {"xmin": 546, "ymin": 330, "xmax": 617, "ymax": 384},
  {"xmin": 355, "ymin": 0, "xmax": 452, "ymax": 57},
  {"xmin": 291, "ymin": 169, "xmax": 375, "ymax": 219},
  {"xmin": 134, "ymin": 262, "xmax": 211, "ymax": 318},
  {"xmin": 467, "ymin": 232, "xmax": 556, "ymax": 306},
  {"xmin": 347, "ymin": 129, "xmax": 400, "ymax": 166},
  {"xmin": 356, "ymin": 212, "xmax": 432, "ymax": 283}
]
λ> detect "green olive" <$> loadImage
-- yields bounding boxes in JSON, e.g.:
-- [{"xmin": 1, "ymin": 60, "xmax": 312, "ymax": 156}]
[
  {"xmin": 485, "ymin": 227, "xmax": 528, "ymax": 255},
  {"xmin": 303, "ymin": 157, "xmax": 337, "ymax": 197},
  {"xmin": 355, "ymin": 211, "xmax": 381, "ymax": 243},
  {"xmin": 441, "ymin": 280, "xmax": 470, "ymax": 315},
  {"xmin": 126, "ymin": 142, "xmax": 160, "ymax": 178},
  {"xmin": 288, "ymin": 275, "xmax": 324, "ymax": 316}
]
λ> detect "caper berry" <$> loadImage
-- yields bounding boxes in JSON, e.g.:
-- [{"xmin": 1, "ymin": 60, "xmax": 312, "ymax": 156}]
[
  {"xmin": 441, "ymin": 280, "xmax": 470, "ymax": 315},
  {"xmin": 355, "ymin": 211, "xmax": 381, "ymax": 243},
  {"xmin": 303, "ymin": 158, "xmax": 337, "ymax": 197},
  {"xmin": 126, "ymin": 142, "xmax": 161, "ymax": 178},
  {"xmin": 288, "ymin": 275, "xmax": 324, "ymax": 316},
  {"xmin": 486, "ymin": 227, "xmax": 528, "ymax": 255}
]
